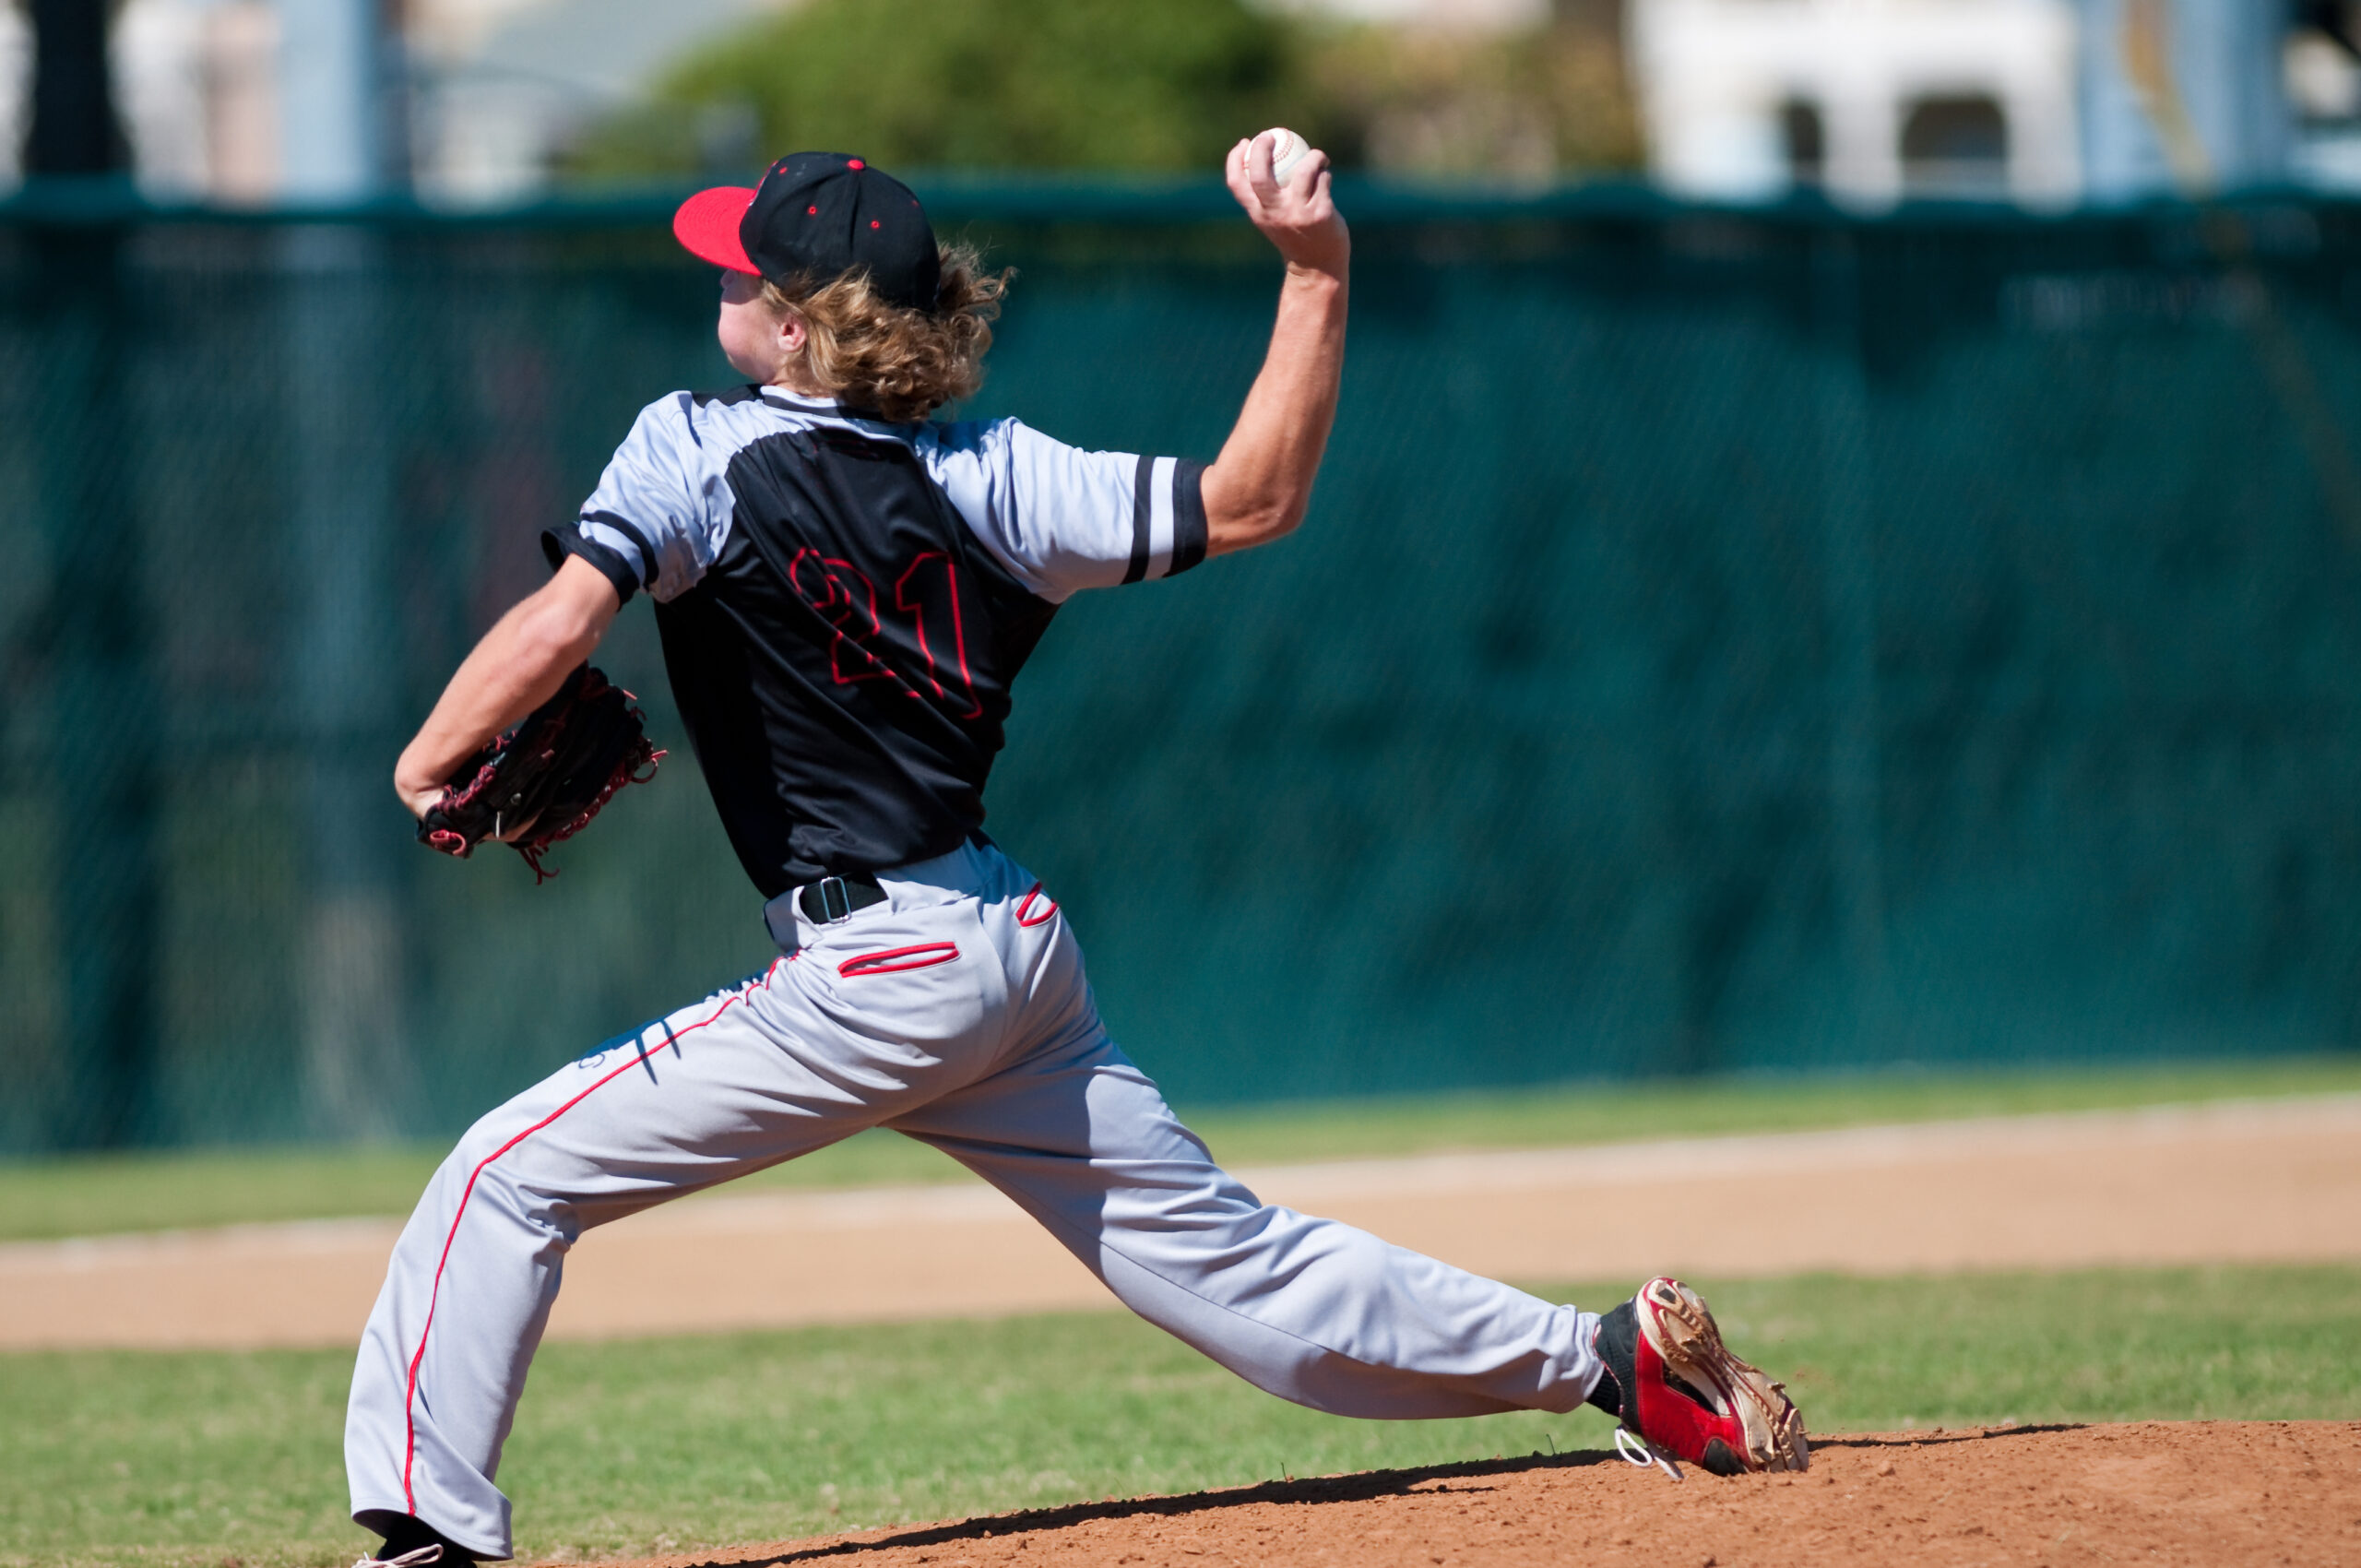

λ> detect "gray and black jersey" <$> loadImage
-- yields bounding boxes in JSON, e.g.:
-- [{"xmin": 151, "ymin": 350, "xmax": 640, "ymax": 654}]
[{"xmin": 542, "ymin": 386, "xmax": 1208, "ymax": 897}]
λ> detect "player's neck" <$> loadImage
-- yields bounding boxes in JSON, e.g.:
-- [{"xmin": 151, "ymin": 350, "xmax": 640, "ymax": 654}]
[{"xmin": 767, "ymin": 363, "xmax": 833, "ymax": 400}]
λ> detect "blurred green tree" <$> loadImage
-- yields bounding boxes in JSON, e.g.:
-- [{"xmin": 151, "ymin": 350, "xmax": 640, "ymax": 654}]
[
  {"xmin": 1305, "ymin": 19, "xmax": 1639, "ymax": 181},
  {"xmin": 566, "ymin": 0, "xmax": 1335, "ymax": 179}
]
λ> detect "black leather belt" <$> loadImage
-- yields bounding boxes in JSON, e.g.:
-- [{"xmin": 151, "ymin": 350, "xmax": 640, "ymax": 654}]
[
  {"xmin": 799, "ymin": 873, "xmax": 888, "ymax": 923},
  {"xmin": 796, "ymin": 830, "xmax": 995, "ymax": 924}
]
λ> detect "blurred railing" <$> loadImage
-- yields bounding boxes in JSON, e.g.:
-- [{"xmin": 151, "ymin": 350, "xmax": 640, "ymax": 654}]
[{"xmin": 5, "ymin": 181, "xmax": 2359, "ymax": 1151}]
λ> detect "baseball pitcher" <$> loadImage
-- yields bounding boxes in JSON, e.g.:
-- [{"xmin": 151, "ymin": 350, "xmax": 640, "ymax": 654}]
[{"xmin": 349, "ymin": 137, "xmax": 1806, "ymax": 1568}]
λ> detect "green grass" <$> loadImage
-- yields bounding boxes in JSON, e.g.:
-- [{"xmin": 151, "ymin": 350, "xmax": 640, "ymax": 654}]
[
  {"xmin": 4, "ymin": 1055, "xmax": 2356, "ymax": 1243},
  {"xmin": 4, "ymin": 1264, "xmax": 2356, "ymax": 1568}
]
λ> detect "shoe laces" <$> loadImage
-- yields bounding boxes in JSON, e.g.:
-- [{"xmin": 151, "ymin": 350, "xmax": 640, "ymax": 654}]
[
  {"xmin": 1613, "ymin": 1425, "xmax": 1684, "ymax": 1482},
  {"xmin": 356, "ymin": 1547, "xmax": 443, "ymax": 1568}
]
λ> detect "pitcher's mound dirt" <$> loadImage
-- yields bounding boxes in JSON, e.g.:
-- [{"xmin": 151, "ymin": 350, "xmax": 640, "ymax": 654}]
[{"xmin": 582, "ymin": 1421, "xmax": 2361, "ymax": 1568}]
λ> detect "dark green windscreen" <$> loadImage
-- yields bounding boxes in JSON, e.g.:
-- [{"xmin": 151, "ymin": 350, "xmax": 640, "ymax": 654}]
[{"xmin": 3, "ymin": 193, "xmax": 2357, "ymax": 1149}]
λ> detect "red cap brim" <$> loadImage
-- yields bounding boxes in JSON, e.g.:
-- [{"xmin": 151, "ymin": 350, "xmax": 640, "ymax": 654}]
[{"xmin": 672, "ymin": 185, "xmax": 760, "ymax": 273}]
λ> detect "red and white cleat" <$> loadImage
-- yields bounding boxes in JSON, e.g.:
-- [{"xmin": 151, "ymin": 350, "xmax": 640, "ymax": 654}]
[{"xmin": 1588, "ymin": 1276, "xmax": 1810, "ymax": 1478}]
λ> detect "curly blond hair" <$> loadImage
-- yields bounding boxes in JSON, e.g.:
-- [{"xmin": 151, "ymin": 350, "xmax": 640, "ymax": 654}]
[{"xmin": 760, "ymin": 243, "xmax": 1011, "ymax": 422}]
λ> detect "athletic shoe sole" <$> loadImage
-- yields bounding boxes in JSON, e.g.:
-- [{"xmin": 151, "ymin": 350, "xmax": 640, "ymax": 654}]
[{"xmin": 1639, "ymin": 1277, "xmax": 1811, "ymax": 1474}]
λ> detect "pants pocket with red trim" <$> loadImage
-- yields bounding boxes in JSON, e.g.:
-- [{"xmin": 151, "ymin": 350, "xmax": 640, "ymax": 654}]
[{"xmin": 837, "ymin": 941, "xmax": 959, "ymax": 978}]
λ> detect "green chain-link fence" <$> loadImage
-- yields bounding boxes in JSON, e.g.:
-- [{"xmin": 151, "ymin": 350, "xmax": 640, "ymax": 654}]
[{"xmin": 4, "ymin": 186, "xmax": 2359, "ymax": 1151}]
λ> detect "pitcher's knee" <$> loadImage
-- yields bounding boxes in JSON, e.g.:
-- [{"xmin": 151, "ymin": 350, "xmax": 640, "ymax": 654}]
[
  {"xmin": 445, "ymin": 1110, "xmax": 520, "ymax": 1180},
  {"xmin": 433, "ymin": 1111, "xmax": 557, "ymax": 1218},
  {"xmin": 425, "ymin": 1147, "xmax": 578, "ymax": 1263}
]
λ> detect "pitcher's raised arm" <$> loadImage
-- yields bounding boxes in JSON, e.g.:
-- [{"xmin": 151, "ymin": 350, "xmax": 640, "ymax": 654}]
[{"xmin": 1201, "ymin": 130, "xmax": 1350, "ymax": 558}]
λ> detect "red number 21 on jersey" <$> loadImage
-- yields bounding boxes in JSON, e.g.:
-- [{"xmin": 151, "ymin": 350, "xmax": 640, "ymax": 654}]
[{"xmin": 789, "ymin": 547, "xmax": 981, "ymax": 720}]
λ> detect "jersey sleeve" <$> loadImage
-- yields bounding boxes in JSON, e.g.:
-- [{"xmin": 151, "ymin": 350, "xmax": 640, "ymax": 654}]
[
  {"xmin": 541, "ymin": 392, "xmax": 734, "ymax": 604},
  {"xmin": 922, "ymin": 418, "xmax": 1209, "ymax": 601}
]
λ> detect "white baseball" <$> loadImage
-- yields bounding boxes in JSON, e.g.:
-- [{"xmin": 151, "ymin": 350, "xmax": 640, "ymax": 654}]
[{"xmin": 1262, "ymin": 127, "xmax": 1311, "ymax": 186}]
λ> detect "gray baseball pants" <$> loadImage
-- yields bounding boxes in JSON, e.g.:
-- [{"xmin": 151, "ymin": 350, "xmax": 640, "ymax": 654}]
[{"xmin": 346, "ymin": 839, "xmax": 1604, "ymax": 1559}]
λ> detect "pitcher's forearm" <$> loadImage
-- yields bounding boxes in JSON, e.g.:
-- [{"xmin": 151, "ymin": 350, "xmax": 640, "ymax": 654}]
[
  {"xmin": 1203, "ymin": 264, "xmax": 1348, "ymax": 554},
  {"xmin": 394, "ymin": 557, "xmax": 619, "ymax": 813}
]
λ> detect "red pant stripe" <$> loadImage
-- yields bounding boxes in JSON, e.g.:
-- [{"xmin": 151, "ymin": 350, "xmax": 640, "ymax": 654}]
[{"xmin": 397, "ymin": 958, "xmax": 785, "ymax": 1513}]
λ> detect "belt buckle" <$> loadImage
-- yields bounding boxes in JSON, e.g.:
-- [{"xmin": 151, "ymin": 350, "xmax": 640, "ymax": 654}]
[{"xmin": 817, "ymin": 875, "xmax": 853, "ymax": 923}]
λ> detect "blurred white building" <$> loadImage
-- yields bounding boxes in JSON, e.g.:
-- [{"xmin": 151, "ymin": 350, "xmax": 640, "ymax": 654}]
[
  {"xmin": 0, "ymin": 4, "xmax": 25, "ymax": 186},
  {"xmin": 1628, "ymin": 0, "xmax": 2297, "ymax": 209},
  {"xmin": 0, "ymin": 0, "xmax": 362, "ymax": 202},
  {"xmin": 2284, "ymin": 18, "xmax": 2361, "ymax": 188},
  {"xmin": 112, "ymin": 0, "xmax": 280, "ymax": 201},
  {"xmin": 1631, "ymin": 0, "xmax": 2080, "ymax": 208}
]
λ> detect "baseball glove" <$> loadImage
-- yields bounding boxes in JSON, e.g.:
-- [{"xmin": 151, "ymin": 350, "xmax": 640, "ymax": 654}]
[{"xmin": 416, "ymin": 664, "xmax": 663, "ymax": 882}]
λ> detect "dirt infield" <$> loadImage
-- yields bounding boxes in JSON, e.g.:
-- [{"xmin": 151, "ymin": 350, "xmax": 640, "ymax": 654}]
[
  {"xmin": 10, "ymin": 1097, "xmax": 2361, "ymax": 1349},
  {"xmin": 584, "ymin": 1422, "xmax": 2361, "ymax": 1568}
]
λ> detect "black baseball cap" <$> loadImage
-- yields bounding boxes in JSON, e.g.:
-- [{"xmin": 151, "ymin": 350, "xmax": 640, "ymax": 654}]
[{"xmin": 673, "ymin": 152, "xmax": 940, "ymax": 313}]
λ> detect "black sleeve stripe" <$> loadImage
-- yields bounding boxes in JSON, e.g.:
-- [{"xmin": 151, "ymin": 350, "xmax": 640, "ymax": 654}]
[
  {"xmin": 580, "ymin": 509, "xmax": 659, "ymax": 588},
  {"xmin": 543, "ymin": 526, "xmax": 640, "ymax": 606},
  {"xmin": 1168, "ymin": 458, "xmax": 1208, "ymax": 577},
  {"xmin": 1121, "ymin": 452, "xmax": 1155, "ymax": 585}
]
